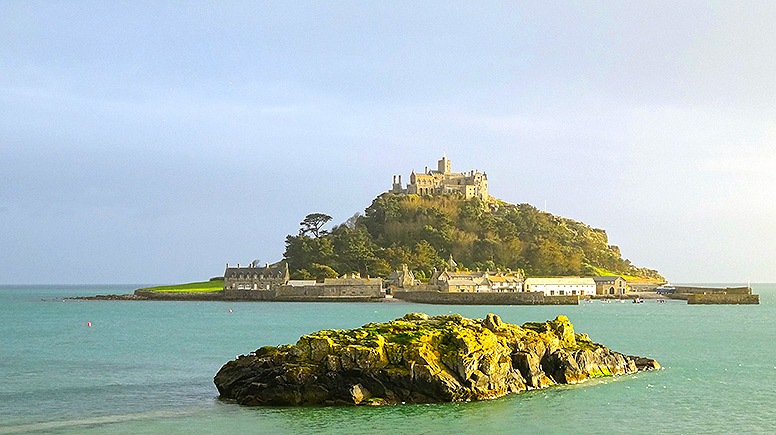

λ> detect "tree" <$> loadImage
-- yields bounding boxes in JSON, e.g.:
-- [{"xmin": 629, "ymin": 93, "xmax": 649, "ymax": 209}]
[
  {"xmin": 332, "ymin": 225, "xmax": 378, "ymax": 275},
  {"xmin": 283, "ymin": 193, "xmax": 662, "ymax": 281},
  {"xmin": 299, "ymin": 213, "xmax": 332, "ymax": 238},
  {"xmin": 309, "ymin": 263, "xmax": 339, "ymax": 281},
  {"xmin": 283, "ymin": 234, "xmax": 334, "ymax": 275}
]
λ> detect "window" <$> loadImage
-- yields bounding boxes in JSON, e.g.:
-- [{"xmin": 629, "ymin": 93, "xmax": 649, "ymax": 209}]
[{"xmin": 559, "ymin": 290, "xmax": 565, "ymax": 295}]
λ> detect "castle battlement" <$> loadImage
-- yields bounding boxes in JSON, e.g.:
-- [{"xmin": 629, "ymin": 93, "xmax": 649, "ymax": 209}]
[{"xmin": 390, "ymin": 155, "xmax": 489, "ymax": 200}]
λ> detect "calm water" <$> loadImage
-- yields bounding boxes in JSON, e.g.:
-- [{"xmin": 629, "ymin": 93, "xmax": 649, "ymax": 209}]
[{"xmin": 1, "ymin": 284, "xmax": 775, "ymax": 434}]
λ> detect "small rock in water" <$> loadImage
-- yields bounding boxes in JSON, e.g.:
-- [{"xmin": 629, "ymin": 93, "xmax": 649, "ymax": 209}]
[{"xmin": 214, "ymin": 313, "xmax": 660, "ymax": 406}]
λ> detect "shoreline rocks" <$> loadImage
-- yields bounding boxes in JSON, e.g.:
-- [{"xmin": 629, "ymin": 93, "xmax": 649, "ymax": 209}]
[
  {"xmin": 66, "ymin": 294, "xmax": 147, "ymax": 301},
  {"xmin": 214, "ymin": 313, "xmax": 659, "ymax": 406}
]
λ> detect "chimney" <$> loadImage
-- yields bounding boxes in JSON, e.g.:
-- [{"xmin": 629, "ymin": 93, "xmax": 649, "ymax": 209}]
[
  {"xmin": 398, "ymin": 175, "xmax": 402, "ymax": 184},
  {"xmin": 425, "ymin": 166, "xmax": 428, "ymax": 174},
  {"xmin": 226, "ymin": 263, "xmax": 229, "ymax": 269},
  {"xmin": 237, "ymin": 263, "xmax": 240, "ymax": 268},
  {"xmin": 393, "ymin": 175, "xmax": 396, "ymax": 184},
  {"xmin": 265, "ymin": 262, "xmax": 269, "ymax": 269}
]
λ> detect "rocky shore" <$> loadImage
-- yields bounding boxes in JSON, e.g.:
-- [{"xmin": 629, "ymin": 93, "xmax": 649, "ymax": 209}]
[
  {"xmin": 214, "ymin": 313, "xmax": 659, "ymax": 406},
  {"xmin": 67, "ymin": 293, "xmax": 147, "ymax": 301}
]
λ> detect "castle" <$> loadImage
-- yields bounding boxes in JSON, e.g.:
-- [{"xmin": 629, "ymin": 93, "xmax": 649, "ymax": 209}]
[{"xmin": 390, "ymin": 155, "xmax": 489, "ymax": 200}]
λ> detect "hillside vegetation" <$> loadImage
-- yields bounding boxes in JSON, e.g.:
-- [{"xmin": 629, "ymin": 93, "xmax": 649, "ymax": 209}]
[{"xmin": 284, "ymin": 193, "xmax": 663, "ymax": 282}]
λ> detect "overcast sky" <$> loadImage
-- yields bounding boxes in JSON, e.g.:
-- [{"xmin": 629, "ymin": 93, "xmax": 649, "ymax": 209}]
[{"xmin": 2, "ymin": 1, "xmax": 775, "ymax": 284}]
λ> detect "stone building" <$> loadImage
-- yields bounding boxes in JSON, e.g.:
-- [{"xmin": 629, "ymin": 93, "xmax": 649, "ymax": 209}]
[
  {"xmin": 523, "ymin": 277, "xmax": 596, "ymax": 297},
  {"xmin": 591, "ymin": 276, "xmax": 628, "ymax": 295},
  {"xmin": 485, "ymin": 273, "xmax": 524, "ymax": 292},
  {"xmin": 316, "ymin": 274, "xmax": 384, "ymax": 297},
  {"xmin": 432, "ymin": 270, "xmax": 490, "ymax": 292},
  {"xmin": 223, "ymin": 262, "xmax": 289, "ymax": 290},
  {"xmin": 386, "ymin": 264, "xmax": 416, "ymax": 289},
  {"xmin": 269, "ymin": 273, "xmax": 384, "ymax": 299},
  {"xmin": 427, "ymin": 257, "xmax": 524, "ymax": 293},
  {"xmin": 625, "ymin": 278, "xmax": 664, "ymax": 292},
  {"xmin": 390, "ymin": 155, "xmax": 489, "ymax": 200}
]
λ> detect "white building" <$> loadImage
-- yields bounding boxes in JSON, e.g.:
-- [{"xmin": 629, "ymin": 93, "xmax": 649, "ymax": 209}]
[
  {"xmin": 287, "ymin": 280, "xmax": 317, "ymax": 287},
  {"xmin": 523, "ymin": 277, "xmax": 596, "ymax": 296}
]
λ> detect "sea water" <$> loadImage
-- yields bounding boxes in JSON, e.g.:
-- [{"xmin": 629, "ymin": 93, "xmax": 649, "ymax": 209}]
[{"xmin": 1, "ymin": 284, "xmax": 775, "ymax": 434}]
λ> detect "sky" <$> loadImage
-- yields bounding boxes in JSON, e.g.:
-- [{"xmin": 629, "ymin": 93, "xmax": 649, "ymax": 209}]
[{"xmin": 2, "ymin": 1, "xmax": 775, "ymax": 284}]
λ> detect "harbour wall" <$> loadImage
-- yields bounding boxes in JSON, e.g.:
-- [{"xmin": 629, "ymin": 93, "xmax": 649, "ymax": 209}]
[
  {"xmin": 673, "ymin": 286, "xmax": 751, "ymax": 295},
  {"xmin": 393, "ymin": 290, "xmax": 578, "ymax": 305},
  {"xmin": 687, "ymin": 294, "xmax": 759, "ymax": 305}
]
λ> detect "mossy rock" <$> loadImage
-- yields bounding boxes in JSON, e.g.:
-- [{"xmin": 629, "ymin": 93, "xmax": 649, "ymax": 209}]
[{"xmin": 214, "ymin": 313, "xmax": 659, "ymax": 406}]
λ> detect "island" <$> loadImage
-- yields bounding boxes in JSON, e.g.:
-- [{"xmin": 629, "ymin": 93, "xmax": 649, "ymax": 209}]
[
  {"xmin": 214, "ymin": 313, "xmax": 660, "ymax": 406},
  {"xmin": 73, "ymin": 155, "xmax": 757, "ymax": 305}
]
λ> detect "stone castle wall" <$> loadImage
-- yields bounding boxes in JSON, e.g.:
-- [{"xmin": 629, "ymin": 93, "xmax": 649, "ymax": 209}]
[
  {"xmin": 276, "ymin": 283, "xmax": 384, "ymax": 298},
  {"xmin": 221, "ymin": 284, "xmax": 384, "ymax": 301}
]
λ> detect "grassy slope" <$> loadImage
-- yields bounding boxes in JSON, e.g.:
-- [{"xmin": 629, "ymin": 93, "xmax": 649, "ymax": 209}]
[
  {"xmin": 142, "ymin": 280, "xmax": 224, "ymax": 292},
  {"xmin": 584, "ymin": 264, "xmax": 661, "ymax": 281}
]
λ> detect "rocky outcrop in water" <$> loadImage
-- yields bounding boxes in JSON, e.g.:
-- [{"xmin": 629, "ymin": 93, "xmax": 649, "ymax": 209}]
[{"xmin": 214, "ymin": 313, "xmax": 659, "ymax": 406}]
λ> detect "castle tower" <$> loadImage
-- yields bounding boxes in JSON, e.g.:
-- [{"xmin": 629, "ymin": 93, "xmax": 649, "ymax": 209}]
[
  {"xmin": 438, "ymin": 155, "xmax": 451, "ymax": 174},
  {"xmin": 391, "ymin": 155, "xmax": 489, "ymax": 200}
]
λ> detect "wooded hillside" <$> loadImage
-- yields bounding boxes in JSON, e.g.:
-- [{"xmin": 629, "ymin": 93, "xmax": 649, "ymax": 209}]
[{"xmin": 284, "ymin": 193, "xmax": 663, "ymax": 282}]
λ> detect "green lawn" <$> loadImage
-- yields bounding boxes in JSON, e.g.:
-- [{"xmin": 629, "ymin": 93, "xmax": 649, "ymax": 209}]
[{"xmin": 142, "ymin": 280, "xmax": 224, "ymax": 292}]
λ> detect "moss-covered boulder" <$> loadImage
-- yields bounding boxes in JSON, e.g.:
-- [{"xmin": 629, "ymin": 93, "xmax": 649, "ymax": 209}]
[{"xmin": 214, "ymin": 313, "xmax": 659, "ymax": 406}]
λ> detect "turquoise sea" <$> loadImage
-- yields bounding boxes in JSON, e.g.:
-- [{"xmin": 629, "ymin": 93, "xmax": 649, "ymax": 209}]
[{"xmin": 1, "ymin": 284, "xmax": 775, "ymax": 434}]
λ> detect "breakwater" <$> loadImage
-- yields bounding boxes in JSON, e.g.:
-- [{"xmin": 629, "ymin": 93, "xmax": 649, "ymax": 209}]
[
  {"xmin": 687, "ymin": 293, "xmax": 759, "ymax": 304},
  {"xmin": 674, "ymin": 286, "xmax": 751, "ymax": 295},
  {"xmin": 666, "ymin": 286, "xmax": 759, "ymax": 304}
]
